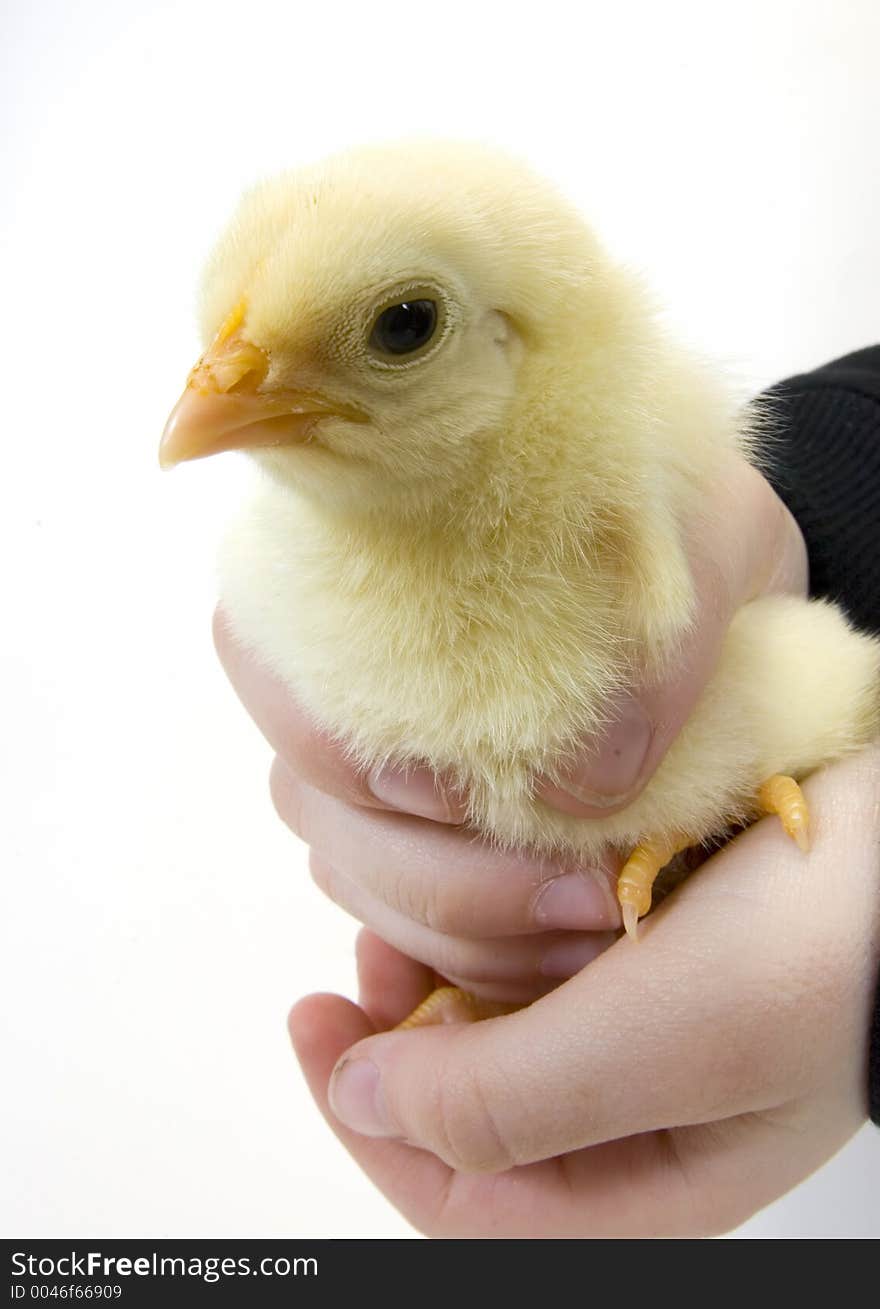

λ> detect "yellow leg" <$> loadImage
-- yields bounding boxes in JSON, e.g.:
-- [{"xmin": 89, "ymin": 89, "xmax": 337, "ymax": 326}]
[
  {"xmin": 758, "ymin": 774, "xmax": 811, "ymax": 853},
  {"xmin": 396, "ymin": 986, "xmax": 518, "ymax": 1030},
  {"xmin": 617, "ymin": 832, "xmax": 691, "ymax": 942}
]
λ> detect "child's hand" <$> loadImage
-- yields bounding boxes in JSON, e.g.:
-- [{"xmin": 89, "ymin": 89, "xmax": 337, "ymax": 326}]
[
  {"xmin": 288, "ymin": 746, "xmax": 880, "ymax": 1238},
  {"xmin": 214, "ymin": 458, "xmax": 807, "ymax": 999}
]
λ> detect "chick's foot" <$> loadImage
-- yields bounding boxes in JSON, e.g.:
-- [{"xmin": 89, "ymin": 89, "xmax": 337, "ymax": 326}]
[
  {"xmin": 617, "ymin": 832, "xmax": 692, "ymax": 941},
  {"xmin": 757, "ymin": 774, "xmax": 811, "ymax": 852},
  {"xmin": 396, "ymin": 986, "xmax": 519, "ymax": 1029}
]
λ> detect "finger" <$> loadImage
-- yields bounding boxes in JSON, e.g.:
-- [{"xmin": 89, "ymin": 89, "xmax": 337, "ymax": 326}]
[
  {"xmin": 270, "ymin": 759, "xmax": 621, "ymax": 937},
  {"xmin": 311, "ymin": 853, "xmax": 614, "ymax": 1001},
  {"xmin": 535, "ymin": 458, "xmax": 809, "ymax": 816},
  {"xmin": 324, "ymin": 751, "xmax": 879, "ymax": 1171},
  {"xmin": 214, "ymin": 607, "xmax": 468, "ymax": 823}
]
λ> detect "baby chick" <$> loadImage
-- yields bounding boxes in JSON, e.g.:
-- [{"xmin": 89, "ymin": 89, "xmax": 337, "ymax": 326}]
[{"xmin": 161, "ymin": 142, "xmax": 880, "ymax": 1016}]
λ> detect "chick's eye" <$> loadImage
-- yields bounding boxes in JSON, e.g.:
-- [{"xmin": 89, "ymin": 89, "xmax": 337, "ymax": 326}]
[{"xmin": 370, "ymin": 299, "xmax": 438, "ymax": 357}]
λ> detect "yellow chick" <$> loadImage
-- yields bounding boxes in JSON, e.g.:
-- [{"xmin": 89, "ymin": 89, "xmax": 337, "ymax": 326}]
[{"xmin": 161, "ymin": 142, "xmax": 880, "ymax": 1013}]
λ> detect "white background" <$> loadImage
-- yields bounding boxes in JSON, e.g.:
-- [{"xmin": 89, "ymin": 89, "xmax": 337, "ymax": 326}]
[{"xmin": 2, "ymin": 0, "xmax": 879, "ymax": 1239}]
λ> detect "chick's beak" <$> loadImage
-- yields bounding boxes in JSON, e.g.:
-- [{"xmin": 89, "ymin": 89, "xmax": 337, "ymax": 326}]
[{"xmin": 159, "ymin": 300, "xmax": 357, "ymax": 469}]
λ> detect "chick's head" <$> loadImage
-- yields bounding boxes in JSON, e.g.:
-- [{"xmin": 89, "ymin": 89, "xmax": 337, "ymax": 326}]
[{"xmin": 161, "ymin": 142, "xmax": 601, "ymax": 515}]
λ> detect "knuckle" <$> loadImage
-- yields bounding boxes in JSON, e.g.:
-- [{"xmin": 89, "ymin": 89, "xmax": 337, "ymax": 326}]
[
  {"xmin": 409, "ymin": 871, "xmax": 469, "ymax": 936},
  {"xmin": 415, "ymin": 874, "xmax": 451, "ymax": 933},
  {"xmin": 384, "ymin": 856, "xmax": 430, "ymax": 926},
  {"xmin": 432, "ymin": 1058, "xmax": 517, "ymax": 1174},
  {"xmin": 379, "ymin": 836, "xmax": 475, "ymax": 936}
]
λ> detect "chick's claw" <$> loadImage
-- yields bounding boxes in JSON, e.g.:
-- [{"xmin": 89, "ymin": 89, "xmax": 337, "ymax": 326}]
[
  {"xmin": 758, "ymin": 774, "xmax": 811, "ymax": 853},
  {"xmin": 396, "ymin": 986, "xmax": 518, "ymax": 1029},
  {"xmin": 617, "ymin": 832, "xmax": 692, "ymax": 941},
  {"xmin": 621, "ymin": 901, "xmax": 641, "ymax": 942}
]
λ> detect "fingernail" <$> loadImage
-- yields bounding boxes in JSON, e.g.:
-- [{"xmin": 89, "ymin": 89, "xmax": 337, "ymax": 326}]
[
  {"xmin": 329, "ymin": 1057, "xmax": 397, "ymax": 1137},
  {"xmin": 533, "ymin": 870, "xmax": 620, "ymax": 929},
  {"xmin": 559, "ymin": 696, "xmax": 652, "ymax": 806},
  {"xmin": 368, "ymin": 764, "xmax": 454, "ymax": 823},
  {"xmin": 539, "ymin": 936, "xmax": 612, "ymax": 979}
]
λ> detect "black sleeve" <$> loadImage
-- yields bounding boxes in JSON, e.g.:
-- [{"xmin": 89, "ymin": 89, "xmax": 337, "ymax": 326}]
[
  {"xmin": 761, "ymin": 344, "xmax": 880, "ymax": 636},
  {"xmin": 758, "ymin": 344, "xmax": 880, "ymax": 1125}
]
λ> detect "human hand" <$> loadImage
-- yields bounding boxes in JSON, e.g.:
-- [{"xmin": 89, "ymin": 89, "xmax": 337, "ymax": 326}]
[
  {"xmin": 214, "ymin": 456, "xmax": 808, "ymax": 999},
  {"xmin": 288, "ymin": 747, "xmax": 880, "ymax": 1238}
]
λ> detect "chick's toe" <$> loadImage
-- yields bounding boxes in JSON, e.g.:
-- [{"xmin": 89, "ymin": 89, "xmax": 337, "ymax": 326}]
[
  {"xmin": 758, "ymin": 774, "xmax": 811, "ymax": 853},
  {"xmin": 396, "ymin": 986, "xmax": 519, "ymax": 1029},
  {"xmin": 617, "ymin": 832, "xmax": 692, "ymax": 940}
]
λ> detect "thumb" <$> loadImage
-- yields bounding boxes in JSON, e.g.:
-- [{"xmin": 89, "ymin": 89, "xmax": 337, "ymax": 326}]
[{"xmin": 325, "ymin": 752, "xmax": 879, "ymax": 1171}]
